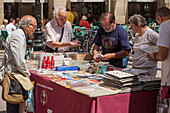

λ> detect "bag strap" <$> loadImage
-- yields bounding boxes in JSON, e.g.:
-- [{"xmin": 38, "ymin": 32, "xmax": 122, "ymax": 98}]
[
  {"xmin": 55, "ymin": 27, "xmax": 64, "ymax": 52},
  {"xmin": 1, "ymin": 55, "xmax": 11, "ymax": 81}
]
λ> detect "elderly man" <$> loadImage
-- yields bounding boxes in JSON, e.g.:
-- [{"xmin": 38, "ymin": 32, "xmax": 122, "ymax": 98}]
[
  {"xmin": 149, "ymin": 7, "xmax": 170, "ymax": 113},
  {"xmin": 45, "ymin": 6, "xmax": 77, "ymax": 52},
  {"xmin": 93, "ymin": 12, "xmax": 130, "ymax": 68},
  {"xmin": 0, "ymin": 15, "xmax": 37, "ymax": 113}
]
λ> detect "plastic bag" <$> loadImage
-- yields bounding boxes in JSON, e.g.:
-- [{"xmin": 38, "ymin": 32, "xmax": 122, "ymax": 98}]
[{"xmin": 27, "ymin": 87, "xmax": 35, "ymax": 112}]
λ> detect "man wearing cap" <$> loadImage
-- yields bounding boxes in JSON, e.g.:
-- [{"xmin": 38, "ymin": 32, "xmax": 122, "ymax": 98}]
[{"xmin": 79, "ymin": 15, "xmax": 90, "ymax": 29}]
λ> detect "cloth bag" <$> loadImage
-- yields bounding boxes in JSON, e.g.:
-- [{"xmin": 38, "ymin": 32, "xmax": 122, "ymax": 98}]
[
  {"xmin": 1, "ymin": 70, "xmax": 33, "ymax": 104},
  {"xmin": 161, "ymin": 86, "xmax": 170, "ymax": 99}
]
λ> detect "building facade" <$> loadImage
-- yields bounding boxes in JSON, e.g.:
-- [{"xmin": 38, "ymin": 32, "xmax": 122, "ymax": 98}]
[{"xmin": 0, "ymin": 0, "xmax": 169, "ymax": 24}]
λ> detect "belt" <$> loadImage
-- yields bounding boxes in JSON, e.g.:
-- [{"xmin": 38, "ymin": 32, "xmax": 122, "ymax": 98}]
[{"xmin": 132, "ymin": 66, "xmax": 154, "ymax": 69}]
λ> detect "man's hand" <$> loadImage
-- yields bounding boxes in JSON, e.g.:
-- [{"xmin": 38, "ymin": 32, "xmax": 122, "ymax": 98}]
[
  {"xmin": 148, "ymin": 53, "xmax": 157, "ymax": 61},
  {"xmin": 102, "ymin": 53, "xmax": 115, "ymax": 60},
  {"xmin": 67, "ymin": 42, "xmax": 78, "ymax": 47},
  {"xmin": 93, "ymin": 54, "xmax": 101, "ymax": 62}
]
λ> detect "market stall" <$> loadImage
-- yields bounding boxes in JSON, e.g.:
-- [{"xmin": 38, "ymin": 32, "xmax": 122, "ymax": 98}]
[
  {"xmin": 27, "ymin": 51, "xmax": 160, "ymax": 113},
  {"xmin": 30, "ymin": 71, "xmax": 159, "ymax": 113}
]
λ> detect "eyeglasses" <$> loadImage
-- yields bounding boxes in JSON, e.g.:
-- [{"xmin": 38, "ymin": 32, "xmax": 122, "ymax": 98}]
[
  {"xmin": 30, "ymin": 24, "xmax": 37, "ymax": 28},
  {"xmin": 60, "ymin": 17, "xmax": 67, "ymax": 22},
  {"xmin": 102, "ymin": 23, "xmax": 112, "ymax": 27}
]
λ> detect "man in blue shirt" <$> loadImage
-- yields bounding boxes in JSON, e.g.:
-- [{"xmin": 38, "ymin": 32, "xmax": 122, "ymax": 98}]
[{"xmin": 93, "ymin": 12, "xmax": 130, "ymax": 68}]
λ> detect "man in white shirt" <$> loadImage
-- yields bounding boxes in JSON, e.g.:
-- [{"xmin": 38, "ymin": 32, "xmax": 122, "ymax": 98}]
[
  {"xmin": 5, "ymin": 18, "xmax": 16, "ymax": 35},
  {"xmin": 149, "ymin": 7, "xmax": 170, "ymax": 113},
  {"xmin": 45, "ymin": 6, "xmax": 78, "ymax": 52}
]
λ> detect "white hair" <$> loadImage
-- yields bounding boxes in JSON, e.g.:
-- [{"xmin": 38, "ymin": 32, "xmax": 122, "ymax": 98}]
[
  {"xmin": 19, "ymin": 17, "xmax": 34, "ymax": 28},
  {"xmin": 55, "ymin": 6, "xmax": 66, "ymax": 18}
]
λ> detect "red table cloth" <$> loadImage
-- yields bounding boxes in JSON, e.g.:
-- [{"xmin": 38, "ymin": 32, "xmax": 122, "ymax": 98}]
[{"xmin": 30, "ymin": 71, "xmax": 159, "ymax": 113}]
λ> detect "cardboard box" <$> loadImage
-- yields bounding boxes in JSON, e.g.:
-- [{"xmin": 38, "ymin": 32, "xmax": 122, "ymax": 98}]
[{"xmin": 68, "ymin": 52, "xmax": 92, "ymax": 60}]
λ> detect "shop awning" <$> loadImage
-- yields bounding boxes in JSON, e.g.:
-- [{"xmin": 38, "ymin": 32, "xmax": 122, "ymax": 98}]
[
  {"xmin": 4, "ymin": 0, "xmax": 48, "ymax": 3},
  {"xmin": 128, "ymin": 0, "xmax": 157, "ymax": 2},
  {"xmin": 71, "ymin": 0, "xmax": 106, "ymax": 2}
]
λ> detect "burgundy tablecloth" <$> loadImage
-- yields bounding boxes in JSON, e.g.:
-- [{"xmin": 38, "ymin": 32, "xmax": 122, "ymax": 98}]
[{"xmin": 30, "ymin": 71, "xmax": 159, "ymax": 113}]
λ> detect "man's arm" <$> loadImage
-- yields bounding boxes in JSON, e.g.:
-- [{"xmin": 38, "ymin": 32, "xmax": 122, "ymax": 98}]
[
  {"xmin": 150, "ymin": 46, "xmax": 168, "ymax": 61},
  {"xmin": 10, "ymin": 33, "xmax": 30, "ymax": 77},
  {"xmin": 102, "ymin": 50, "xmax": 129, "ymax": 60},
  {"xmin": 93, "ymin": 44, "xmax": 100, "ymax": 62},
  {"xmin": 50, "ymin": 41, "xmax": 77, "ymax": 48}
]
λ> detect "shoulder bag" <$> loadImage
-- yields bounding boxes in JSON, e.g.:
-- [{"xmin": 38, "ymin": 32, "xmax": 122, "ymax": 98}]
[{"xmin": 1, "ymin": 56, "xmax": 33, "ymax": 104}]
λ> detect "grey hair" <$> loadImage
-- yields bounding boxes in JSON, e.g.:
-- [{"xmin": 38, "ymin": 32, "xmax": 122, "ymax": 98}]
[
  {"xmin": 129, "ymin": 14, "xmax": 146, "ymax": 28},
  {"xmin": 19, "ymin": 17, "xmax": 34, "ymax": 28},
  {"xmin": 54, "ymin": 6, "xmax": 66, "ymax": 18}
]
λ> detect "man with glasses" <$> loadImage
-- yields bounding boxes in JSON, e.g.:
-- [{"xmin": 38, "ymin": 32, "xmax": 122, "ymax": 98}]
[
  {"xmin": 93, "ymin": 12, "xmax": 130, "ymax": 68},
  {"xmin": 0, "ymin": 15, "xmax": 37, "ymax": 113},
  {"xmin": 45, "ymin": 6, "xmax": 78, "ymax": 52}
]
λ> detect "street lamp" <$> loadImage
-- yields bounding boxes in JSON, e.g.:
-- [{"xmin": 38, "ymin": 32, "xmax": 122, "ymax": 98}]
[{"xmin": 33, "ymin": 0, "xmax": 45, "ymax": 51}]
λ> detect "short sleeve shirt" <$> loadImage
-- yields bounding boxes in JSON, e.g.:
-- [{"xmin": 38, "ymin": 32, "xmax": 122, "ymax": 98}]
[
  {"xmin": 133, "ymin": 27, "xmax": 159, "ymax": 68},
  {"xmin": 45, "ymin": 18, "xmax": 74, "ymax": 51},
  {"xmin": 157, "ymin": 20, "xmax": 170, "ymax": 86},
  {"xmin": 6, "ymin": 23, "xmax": 16, "ymax": 35},
  {"xmin": 94, "ymin": 25, "xmax": 130, "ymax": 67}
]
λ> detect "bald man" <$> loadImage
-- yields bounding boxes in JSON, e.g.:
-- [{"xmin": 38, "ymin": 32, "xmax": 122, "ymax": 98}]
[
  {"xmin": 45, "ymin": 6, "xmax": 78, "ymax": 52},
  {"xmin": 0, "ymin": 15, "xmax": 37, "ymax": 113}
]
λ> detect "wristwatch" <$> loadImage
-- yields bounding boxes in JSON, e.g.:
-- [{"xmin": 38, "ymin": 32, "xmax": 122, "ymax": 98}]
[{"xmin": 153, "ymin": 53, "xmax": 157, "ymax": 60}]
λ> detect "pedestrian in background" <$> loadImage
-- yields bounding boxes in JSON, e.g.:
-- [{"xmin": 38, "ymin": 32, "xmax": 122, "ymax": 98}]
[
  {"xmin": 1, "ymin": 19, "xmax": 8, "ymax": 31},
  {"xmin": 79, "ymin": 15, "xmax": 90, "ymax": 28},
  {"xmin": 6, "ymin": 18, "xmax": 16, "ymax": 35},
  {"xmin": 71, "ymin": 7, "xmax": 79, "ymax": 25},
  {"xmin": 15, "ymin": 17, "xmax": 21, "ymax": 29},
  {"xmin": 66, "ymin": 8, "xmax": 74, "ymax": 26}
]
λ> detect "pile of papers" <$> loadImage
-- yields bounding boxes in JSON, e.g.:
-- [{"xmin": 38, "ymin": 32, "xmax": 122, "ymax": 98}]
[
  {"xmin": 103, "ymin": 70, "xmax": 140, "ymax": 89},
  {"xmin": 139, "ymin": 77, "xmax": 161, "ymax": 90},
  {"xmin": 102, "ymin": 69, "xmax": 161, "ymax": 93}
]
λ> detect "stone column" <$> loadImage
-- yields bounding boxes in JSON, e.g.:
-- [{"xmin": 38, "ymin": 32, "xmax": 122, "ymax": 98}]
[
  {"xmin": 110, "ymin": 0, "xmax": 116, "ymax": 15},
  {"xmin": 48, "ymin": 0, "xmax": 67, "ymax": 19},
  {"xmin": 66, "ymin": 0, "xmax": 71, "ymax": 10},
  {"xmin": 165, "ymin": 0, "xmax": 170, "ymax": 9},
  {"xmin": 0, "ymin": 0, "xmax": 4, "ymax": 25},
  {"xmin": 114, "ymin": 0, "xmax": 128, "ymax": 24},
  {"xmin": 157, "ymin": 0, "xmax": 166, "ymax": 8}
]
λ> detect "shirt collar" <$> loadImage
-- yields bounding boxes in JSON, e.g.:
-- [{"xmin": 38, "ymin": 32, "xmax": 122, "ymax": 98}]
[
  {"xmin": 54, "ymin": 18, "xmax": 59, "ymax": 27},
  {"xmin": 20, "ymin": 28, "xmax": 28, "ymax": 43},
  {"xmin": 54, "ymin": 18, "xmax": 65, "ymax": 28},
  {"xmin": 20, "ymin": 27, "xmax": 26, "ymax": 37}
]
